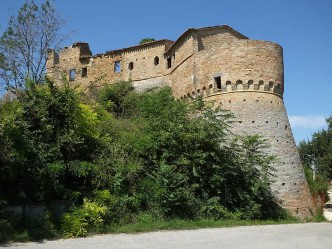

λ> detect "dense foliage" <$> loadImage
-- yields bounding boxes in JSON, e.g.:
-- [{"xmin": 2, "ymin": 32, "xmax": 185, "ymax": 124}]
[
  {"xmin": 298, "ymin": 117, "xmax": 332, "ymax": 180},
  {"xmin": 0, "ymin": 80, "xmax": 284, "ymax": 240},
  {"xmin": 298, "ymin": 117, "xmax": 331, "ymax": 208}
]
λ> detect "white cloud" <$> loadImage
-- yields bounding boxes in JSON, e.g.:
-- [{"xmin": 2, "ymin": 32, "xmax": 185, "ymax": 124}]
[{"xmin": 289, "ymin": 115, "xmax": 327, "ymax": 129}]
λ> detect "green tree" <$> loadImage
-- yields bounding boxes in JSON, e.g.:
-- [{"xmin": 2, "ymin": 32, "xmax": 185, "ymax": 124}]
[
  {"xmin": 0, "ymin": 79, "xmax": 100, "ymax": 204},
  {"xmin": 139, "ymin": 38, "xmax": 155, "ymax": 45},
  {"xmin": 0, "ymin": 0, "xmax": 67, "ymax": 92},
  {"xmin": 298, "ymin": 117, "xmax": 332, "ymax": 179},
  {"xmin": 95, "ymin": 84, "xmax": 279, "ymax": 219}
]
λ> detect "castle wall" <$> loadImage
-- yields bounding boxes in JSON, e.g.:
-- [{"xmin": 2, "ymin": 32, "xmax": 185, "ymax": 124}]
[
  {"xmin": 47, "ymin": 41, "xmax": 172, "ymax": 90},
  {"xmin": 207, "ymin": 91, "xmax": 312, "ymax": 216},
  {"xmin": 122, "ymin": 44, "xmax": 167, "ymax": 81},
  {"xmin": 166, "ymin": 36, "xmax": 196, "ymax": 95},
  {"xmin": 199, "ymin": 28, "xmax": 246, "ymax": 50},
  {"xmin": 173, "ymin": 39, "xmax": 284, "ymax": 99}
]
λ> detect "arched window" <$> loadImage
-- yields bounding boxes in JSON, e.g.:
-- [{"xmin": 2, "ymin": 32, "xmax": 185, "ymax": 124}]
[
  {"xmin": 226, "ymin": 81, "xmax": 232, "ymax": 92},
  {"xmin": 154, "ymin": 56, "xmax": 159, "ymax": 65},
  {"xmin": 128, "ymin": 62, "xmax": 134, "ymax": 70}
]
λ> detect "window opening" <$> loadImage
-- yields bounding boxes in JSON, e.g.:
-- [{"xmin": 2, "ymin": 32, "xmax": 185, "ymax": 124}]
[
  {"xmin": 167, "ymin": 57, "xmax": 172, "ymax": 69},
  {"xmin": 114, "ymin": 61, "xmax": 121, "ymax": 73},
  {"xmin": 81, "ymin": 67, "xmax": 87, "ymax": 77},
  {"xmin": 154, "ymin": 56, "xmax": 159, "ymax": 65},
  {"xmin": 69, "ymin": 69, "xmax": 76, "ymax": 81},
  {"xmin": 214, "ymin": 76, "xmax": 222, "ymax": 90},
  {"xmin": 128, "ymin": 62, "xmax": 134, "ymax": 70}
]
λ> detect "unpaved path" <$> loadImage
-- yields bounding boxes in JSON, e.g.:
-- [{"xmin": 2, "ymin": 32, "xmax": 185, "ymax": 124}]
[{"xmin": 3, "ymin": 223, "xmax": 332, "ymax": 249}]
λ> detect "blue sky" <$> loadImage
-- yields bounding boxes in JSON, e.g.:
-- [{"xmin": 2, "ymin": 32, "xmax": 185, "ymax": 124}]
[{"xmin": 1, "ymin": 0, "xmax": 331, "ymax": 143}]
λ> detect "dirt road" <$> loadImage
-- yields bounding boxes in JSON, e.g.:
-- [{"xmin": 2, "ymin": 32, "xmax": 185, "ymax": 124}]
[{"xmin": 4, "ymin": 222, "xmax": 332, "ymax": 249}]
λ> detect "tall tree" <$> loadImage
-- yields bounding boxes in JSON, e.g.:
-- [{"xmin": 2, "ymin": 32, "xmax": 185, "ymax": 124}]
[
  {"xmin": 298, "ymin": 117, "xmax": 332, "ymax": 180},
  {"xmin": 0, "ymin": 0, "xmax": 66, "ymax": 93}
]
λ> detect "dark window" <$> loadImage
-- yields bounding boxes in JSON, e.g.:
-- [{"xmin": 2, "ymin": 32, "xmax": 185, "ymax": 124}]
[
  {"xmin": 81, "ymin": 67, "xmax": 87, "ymax": 77},
  {"xmin": 128, "ymin": 62, "xmax": 134, "ymax": 70},
  {"xmin": 114, "ymin": 61, "xmax": 121, "ymax": 73},
  {"xmin": 167, "ymin": 57, "xmax": 172, "ymax": 69},
  {"xmin": 214, "ymin": 76, "xmax": 222, "ymax": 89},
  {"xmin": 69, "ymin": 69, "xmax": 76, "ymax": 81},
  {"xmin": 154, "ymin": 56, "xmax": 159, "ymax": 65}
]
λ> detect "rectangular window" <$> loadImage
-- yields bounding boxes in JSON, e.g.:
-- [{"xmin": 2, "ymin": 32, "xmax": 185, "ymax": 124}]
[
  {"xmin": 69, "ymin": 69, "xmax": 76, "ymax": 81},
  {"xmin": 81, "ymin": 67, "xmax": 87, "ymax": 77},
  {"xmin": 214, "ymin": 76, "xmax": 222, "ymax": 89},
  {"xmin": 167, "ymin": 57, "xmax": 172, "ymax": 69},
  {"xmin": 114, "ymin": 61, "xmax": 121, "ymax": 73}
]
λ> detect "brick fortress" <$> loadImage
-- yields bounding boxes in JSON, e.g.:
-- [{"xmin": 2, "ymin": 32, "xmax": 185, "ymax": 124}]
[{"xmin": 46, "ymin": 25, "xmax": 313, "ymax": 217}]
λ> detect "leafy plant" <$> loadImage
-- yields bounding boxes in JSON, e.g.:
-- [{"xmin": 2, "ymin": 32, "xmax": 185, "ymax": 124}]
[{"xmin": 61, "ymin": 198, "xmax": 107, "ymax": 238}]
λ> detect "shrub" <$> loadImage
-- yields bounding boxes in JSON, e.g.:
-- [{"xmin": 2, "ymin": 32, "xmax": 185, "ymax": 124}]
[{"xmin": 61, "ymin": 198, "xmax": 107, "ymax": 238}]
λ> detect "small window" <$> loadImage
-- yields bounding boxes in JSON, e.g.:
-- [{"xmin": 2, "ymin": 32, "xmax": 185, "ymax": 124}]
[
  {"xmin": 81, "ymin": 67, "xmax": 87, "ymax": 77},
  {"xmin": 69, "ymin": 69, "xmax": 76, "ymax": 81},
  {"xmin": 214, "ymin": 76, "xmax": 222, "ymax": 90},
  {"xmin": 114, "ymin": 61, "xmax": 121, "ymax": 73},
  {"xmin": 154, "ymin": 56, "xmax": 159, "ymax": 65},
  {"xmin": 167, "ymin": 57, "xmax": 172, "ymax": 69},
  {"xmin": 128, "ymin": 62, "xmax": 134, "ymax": 70}
]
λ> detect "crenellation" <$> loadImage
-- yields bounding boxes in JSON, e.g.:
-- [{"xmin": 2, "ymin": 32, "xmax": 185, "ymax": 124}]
[{"xmin": 46, "ymin": 25, "xmax": 314, "ymax": 217}]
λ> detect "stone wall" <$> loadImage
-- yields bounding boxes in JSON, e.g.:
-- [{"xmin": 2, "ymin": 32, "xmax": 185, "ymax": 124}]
[
  {"xmin": 207, "ymin": 91, "xmax": 312, "ymax": 216},
  {"xmin": 47, "ymin": 40, "xmax": 173, "ymax": 89}
]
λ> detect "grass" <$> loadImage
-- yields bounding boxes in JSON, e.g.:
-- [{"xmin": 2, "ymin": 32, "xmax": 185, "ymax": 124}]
[{"xmin": 103, "ymin": 218, "xmax": 301, "ymax": 235}]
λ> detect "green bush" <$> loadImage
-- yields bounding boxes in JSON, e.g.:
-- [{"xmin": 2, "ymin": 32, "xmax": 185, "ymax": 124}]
[{"xmin": 61, "ymin": 198, "xmax": 107, "ymax": 238}]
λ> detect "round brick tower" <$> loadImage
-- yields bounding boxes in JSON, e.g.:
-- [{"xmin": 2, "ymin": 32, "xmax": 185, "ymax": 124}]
[{"xmin": 182, "ymin": 32, "xmax": 313, "ymax": 217}]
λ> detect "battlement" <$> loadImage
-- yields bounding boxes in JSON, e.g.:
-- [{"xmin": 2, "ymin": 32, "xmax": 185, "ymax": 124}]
[{"xmin": 180, "ymin": 79, "xmax": 283, "ymax": 100}]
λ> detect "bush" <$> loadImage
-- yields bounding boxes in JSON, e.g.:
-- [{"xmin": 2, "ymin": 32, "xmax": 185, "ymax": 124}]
[{"xmin": 61, "ymin": 198, "xmax": 107, "ymax": 238}]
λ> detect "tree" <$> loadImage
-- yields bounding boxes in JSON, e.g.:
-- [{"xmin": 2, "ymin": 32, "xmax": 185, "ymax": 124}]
[
  {"xmin": 0, "ymin": 0, "xmax": 67, "ymax": 93},
  {"xmin": 298, "ymin": 117, "xmax": 332, "ymax": 180},
  {"xmin": 0, "ymin": 79, "xmax": 101, "ymax": 203},
  {"xmin": 139, "ymin": 38, "xmax": 155, "ymax": 45}
]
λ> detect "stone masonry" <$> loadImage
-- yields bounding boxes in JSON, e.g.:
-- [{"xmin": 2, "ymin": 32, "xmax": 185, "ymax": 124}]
[{"xmin": 46, "ymin": 25, "xmax": 313, "ymax": 217}]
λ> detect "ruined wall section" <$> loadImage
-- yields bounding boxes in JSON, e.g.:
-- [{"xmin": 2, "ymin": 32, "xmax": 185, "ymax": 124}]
[
  {"xmin": 47, "ymin": 41, "xmax": 173, "ymax": 90},
  {"xmin": 46, "ymin": 43, "xmax": 93, "ymax": 87}
]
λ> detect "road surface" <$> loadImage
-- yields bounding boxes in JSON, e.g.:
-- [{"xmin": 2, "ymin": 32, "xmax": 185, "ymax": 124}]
[{"xmin": 3, "ymin": 223, "xmax": 332, "ymax": 249}]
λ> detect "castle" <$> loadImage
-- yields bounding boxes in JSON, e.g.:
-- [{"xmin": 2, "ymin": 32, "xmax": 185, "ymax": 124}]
[{"xmin": 46, "ymin": 25, "xmax": 313, "ymax": 217}]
